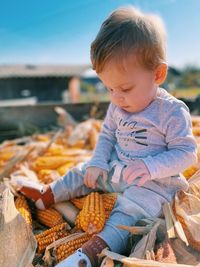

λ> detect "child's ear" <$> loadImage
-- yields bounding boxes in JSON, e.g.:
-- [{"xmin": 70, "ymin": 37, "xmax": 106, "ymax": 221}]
[{"xmin": 154, "ymin": 63, "xmax": 168, "ymax": 85}]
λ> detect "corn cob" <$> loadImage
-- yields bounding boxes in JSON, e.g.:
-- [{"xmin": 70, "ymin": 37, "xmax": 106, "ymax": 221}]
[
  {"xmin": 75, "ymin": 212, "xmax": 82, "ymax": 230},
  {"xmin": 155, "ymin": 239, "xmax": 177, "ymax": 263},
  {"xmin": 69, "ymin": 140, "xmax": 86, "ymax": 149},
  {"xmin": 192, "ymin": 127, "xmax": 200, "ymax": 137},
  {"xmin": 70, "ymin": 196, "xmax": 85, "ymax": 210},
  {"xmin": 102, "ymin": 193, "xmax": 117, "ymax": 211},
  {"xmin": 15, "ymin": 195, "xmax": 32, "ymax": 227},
  {"xmin": 75, "ymin": 209, "xmax": 111, "ymax": 230},
  {"xmin": 0, "ymin": 151, "xmax": 15, "ymax": 161},
  {"xmin": 192, "ymin": 117, "xmax": 200, "ymax": 127},
  {"xmin": 36, "ymin": 208, "xmax": 64, "ymax": 228},
  {"xmin": 46, "ymin": 144, "xmax": 66, "ymax": 156},
  {"xmin": 71, "ymin": 193, "xmax": 117, "ymax": 211},
  {"xmin": 57, "ymin": 162, "xmax": 75, "ymax": 176},
  {"xmin": 79, "ymin": 192, "xmax": 105, "ymax": 234},
  {"xmin": 33, "ymin": 156, "xmax": 72, "ymax": 171},
  {"xmin": 35, "ymin": 134, "xmax": 50, "ymax": 142},
  {"xmin": 35, "ymin": 223, "xmax": 70, "ymax": 253},
  {"xmin": 56, "ymin": 234, "xmax": 91, "ymax": 262},
  {"xmin": 105, "ymin": 209, "xmax": 112, "ymax": 220},
  {"xmin": 38, "ymin": 169, "xmax": 60, "ymax": 184},
  {"xmin": 183, "ymin": 165, "xmax": 198, "ymax": 179},
  {"xmin": 0, "ymin": 160, "xmax": 5, "ymax": 168}
]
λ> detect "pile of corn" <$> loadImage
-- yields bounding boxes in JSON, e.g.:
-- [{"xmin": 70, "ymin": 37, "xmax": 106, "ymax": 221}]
[
  {"xmin": 35, "ymin": 223, "xmax": 70, "ymax": 253},
  {"xmin": 14, "ymin": 190, "xmax": 116, "ymax": 264},
  {"xmin": 15, "ymin": 195, "xmax": 32, "ymax": 227},
  {"xmin": 0, "ymin": 114, "xmax": 200, "ymax": 266},
  {"xmin": 182, "ymin": 116, "xmax": 200, "ymax": 179},
  {"xmin": 0, "ymin": 119, "xmax": 107, "ymax": 265},
  {"xmin": 5, "ymin": 118, "xmax": 117, "ymax": 264},
  {"xmin": 0, "ymin": 119, "xmax": 101, "ymax": 185}
]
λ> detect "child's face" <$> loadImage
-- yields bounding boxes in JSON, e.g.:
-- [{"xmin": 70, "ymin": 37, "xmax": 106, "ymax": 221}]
[{"xmin": 98, "ymin": 56, "xmax": 160, "ymax": 113}]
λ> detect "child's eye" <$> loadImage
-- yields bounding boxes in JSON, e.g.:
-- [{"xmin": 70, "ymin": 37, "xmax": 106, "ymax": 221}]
[
  {"xmin": 107, "ymin": 88, "xmax": 113, "ymax": 93},
  {"xmin": 121, "ymin": 88, "xmax": 132, "ymax": 93}
]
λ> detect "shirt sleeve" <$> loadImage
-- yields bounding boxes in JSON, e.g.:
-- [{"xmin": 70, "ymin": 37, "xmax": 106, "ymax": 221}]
[
  {"xmin": 143, "ymin": 104, "xmax": 197, "ymax": 180},
  {"xmin": 86, "ymin": 103, "xmax": 117, "ymax": 171}
]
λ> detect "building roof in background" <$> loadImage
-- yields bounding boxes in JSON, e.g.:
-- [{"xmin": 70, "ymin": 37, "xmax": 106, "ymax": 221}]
[
  {"xmin": 0, "ymin": 64, "xmax": 181, "ymax": 79},
  {"xmin": 0, "ymin": 64, "xmax": 90, "ymax": 78}
]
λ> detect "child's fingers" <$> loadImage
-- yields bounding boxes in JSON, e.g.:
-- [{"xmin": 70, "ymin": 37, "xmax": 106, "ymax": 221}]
[
  {"xmin": 84, "ymin": 173, "xmax": 96, "ymax": 189},
  {"xmin": 84, "ymin": 172, "xmax": 92, "ymax": 187}
]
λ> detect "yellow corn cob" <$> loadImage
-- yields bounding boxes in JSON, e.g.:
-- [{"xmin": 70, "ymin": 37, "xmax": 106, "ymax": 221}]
[
  {"xmin": 75, "ymin": 213, "xmax": 82, "ymax": 230},
  {"xmin": 183, "ymin": 165, "xmax": 198, "ymax": 179},
  {"xmin": 102, "ymin": 193, "xmax": 117, "ymax": 211},
  {"xmin": 33, "ymin": 156, "xmax": 72, "ymax": 171},
  {"xmin": 38, "ymin": 169, "xmax": 60, "ymax": 184},
  {"xmin": 46, "ymin": 144, "xmax": 66, "ymax": 156},
  {"xmin": 0, "ymin": 151, "xmax": 15, "ymax": 161},
  {"xmin": 192, "ymin": 117, "xmax": 200, "ymax": 127},
  {"xmin": 0, "ymin": 160, "xmax": 5, "ymax": 167},
  {"xmin": 75, "ymin": 209, "xmax": 111, "ymax": 230},
  {"xmin": 105, "ymin": 210, "xmax": 112, "ymax": 220},
  {"xmin": 71, "ymin": 193, "xmax": 117, "ymax": 211},
  {"xmin": 35, "ymin": 223, "xmax": 70, "ymax": 253},
  {"xmin": 70, "ymin": 196, "xmax": 85, "ymax": 210},
  {"xmin": 15, "ymin": 195, "xmax": 32, "ymax": 227},
  {"xmin": 192, "ymin": 127, "xmax": 200, "ymax": 137},
  {"xmin": 35, "ymin": 134, "xmax": 50, "ymax": 142},
  {"xmin": 79, "ymin": 192, "xmax": 105, "ymax": 234},
  {"xmin": 57, "ymin": 162, "xmax": 75, "ymax": 176},
  {"xmin": 69, "ymin": 140, "xmax": 85, "ymax": 149},
  {"xmin": 36, "ymin": 208, "xmax": 64, "ymax": 228},
  {"xmin": 56, "ymin": 234, "xmax": 91, "ymax": 262}
]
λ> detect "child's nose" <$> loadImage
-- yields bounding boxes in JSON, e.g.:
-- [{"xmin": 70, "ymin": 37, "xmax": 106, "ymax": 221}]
[{"xmin": 113, "ymin": 91, "xmax": 124, "ymax": 102}]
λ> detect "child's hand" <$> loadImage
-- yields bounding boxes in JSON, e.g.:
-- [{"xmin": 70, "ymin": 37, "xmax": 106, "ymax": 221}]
[
  {"xmin": 123, "ymin": 159, "xmax": 151, "ymax": 186},
  {"xmin": 84, "ymin": 166, "xmax": 108, "ymax": 189}
]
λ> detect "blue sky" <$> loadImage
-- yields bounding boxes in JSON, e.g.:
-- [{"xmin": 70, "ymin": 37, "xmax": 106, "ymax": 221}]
[{"xmin": 0, "ymin": 0, "xmax": 199, "ymax": 68}]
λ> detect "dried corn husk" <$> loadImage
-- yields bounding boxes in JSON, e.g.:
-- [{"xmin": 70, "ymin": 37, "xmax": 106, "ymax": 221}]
[
  {"xmin": 163, "ymin": 202, "xmax": 188, "ymax": 245},
  {"xmin": 99, "ymin": 248, "xmax": 194, "ymax": 267},
  {"xmin": 0, "ymin": 184, "xmax": 37, "ymax": 267},
  {"xmin": 173, "ymin": 190, "xmax": 200, "ymax": 252}
]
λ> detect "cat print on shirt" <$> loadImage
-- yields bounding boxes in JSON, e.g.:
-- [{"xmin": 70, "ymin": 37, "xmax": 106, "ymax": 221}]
[{"xmin": 117, "ymin": 117, "xmax": 148, "ymax": 147}]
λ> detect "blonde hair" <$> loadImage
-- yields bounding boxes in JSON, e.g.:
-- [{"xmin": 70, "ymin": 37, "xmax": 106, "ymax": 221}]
[{"xmin": 91, "ymin": 6, "xmax": 167, "ymax": 72}]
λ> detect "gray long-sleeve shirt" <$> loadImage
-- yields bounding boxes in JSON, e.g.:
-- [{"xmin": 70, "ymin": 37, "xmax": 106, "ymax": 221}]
[{"xmin": 87, "ymin": 88, "xmax": 197, "ymax": 180}]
